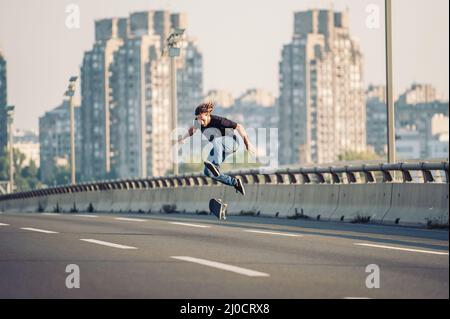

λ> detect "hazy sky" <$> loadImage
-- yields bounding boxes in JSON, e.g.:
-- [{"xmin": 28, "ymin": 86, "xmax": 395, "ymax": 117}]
[{"xmin": 0, "ymin": 0, "xmax": 448, "ymax": 130}]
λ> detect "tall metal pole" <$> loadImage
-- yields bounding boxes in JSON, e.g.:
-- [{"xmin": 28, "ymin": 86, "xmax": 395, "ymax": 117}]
[
  {"xmin": 385, "ymin": 0, "xmax": 396, "ymax": 164},
  {"xmin": 69, "ymin": 94, "xmax": 76, "ymax": 184},
  {"xmin": 8, "ymin": 112, "xmax": 13, "ymax": 193},
  {"xmin": 170, "ymin": 55, "xmax": 179, "ymax": 176}
]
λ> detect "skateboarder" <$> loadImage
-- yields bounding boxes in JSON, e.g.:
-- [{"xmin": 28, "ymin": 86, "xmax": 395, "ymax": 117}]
[{"xmin": 177, "ymin": 102, "xmax": 256, "ymax": 196}]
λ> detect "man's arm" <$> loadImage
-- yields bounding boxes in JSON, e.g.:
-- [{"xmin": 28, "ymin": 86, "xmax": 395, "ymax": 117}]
[
  {"xmin": 178, "ymin": 126, "xmax": 197, "ymax": 144},
  {"xmin": 235, "ymin": 123, "xmax": 256, "ymax": 155}
]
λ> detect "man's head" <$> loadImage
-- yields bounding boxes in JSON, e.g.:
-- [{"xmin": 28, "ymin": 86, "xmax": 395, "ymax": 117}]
[{"xmin": 194, "ymin": 102, "xmax": 214, "ymax": 127}]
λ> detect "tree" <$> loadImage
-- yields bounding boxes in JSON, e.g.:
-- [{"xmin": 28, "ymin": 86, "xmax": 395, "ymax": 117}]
[
  {"xmin": 338, "ymin": 150, "xmax": 381, "ymax": 162},
  {"xmin": 0, "ymin": 148, "xmax": 43, "ymax": 192}
]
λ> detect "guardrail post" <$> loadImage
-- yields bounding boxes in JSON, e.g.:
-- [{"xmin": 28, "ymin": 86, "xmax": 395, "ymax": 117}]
[
  {"xmin": 345, "ymin": 167, "xmax": 357, "ymax": 184},
  {"xmin": 381, "ymin": 166, "xmax": 393, "ymax": 183},
  {"xmin": 286, "ymin": 171, "xmax": 298, "ymax": 184},
  {"xmin": 444, "ymin": 162, "xmax": 449, "ymax": 184},
  {"xmin": 399, "ymin": 164, "xmax": 413, "ymax": 183},
  {"xmin": 329, "ymin": 168, "xmax": 341, "ymax": 184},
  {"xmin": 363, "ymin": 172, "xmax": 375, "ymax": 184},
  {"xmin": 275, "ymin": 173, "xmax": 284, "ymax": 184},
  {"xmin": 262, "ymin": 174, "xmax": 272, "ymax": 184},
  {"xmin": 421, "ymin": 163, "xmax": 435, "ymax": 183},
  {"xmin": 300, "ymin": 172, "xmax": 311, "ymax": 184}
]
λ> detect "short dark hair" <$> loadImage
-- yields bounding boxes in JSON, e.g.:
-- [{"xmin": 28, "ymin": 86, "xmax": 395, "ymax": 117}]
[{"xmin": 195, "ymin": 101, "xmax": 214, "ymax": 116}]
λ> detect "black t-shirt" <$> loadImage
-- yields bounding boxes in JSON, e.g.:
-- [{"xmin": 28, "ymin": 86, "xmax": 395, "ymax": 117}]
[{"xmin": 195, "ymin": 115, "xmax": 238, "ymax": 142}]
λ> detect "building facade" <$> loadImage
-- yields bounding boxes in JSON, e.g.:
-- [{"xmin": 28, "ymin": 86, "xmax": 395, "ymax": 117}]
[
  {"xmin": 109, "ymin": 31, "xmax": 171, "ymax": 178},
  {"xmin": 366, "ymin": 85, "xmax": 387, "ymax": 156},
  {"xmin": 80, "ymin": 18, "xmax": 125, "ymax": 181},
  {"xmin": 0, "ymin": 50, "xmax": 7, "ymax": 157},
  {"xmin": 398, "ymin": 83, "xmax": 441, "ymax": 106},
  {"xmin": 395, "ymin": 84, "xmax": 449, "ymax": 160},
  {"xmin": 39, "ymin": 101, "xmax": 81, "ymax": 184},
  {"xmin": 80, "ymin": 11, "xmax": 203, "ymax": 181},
  {"xmin": 13, "ymin": 130, "xmax": 40, "ymax": 167},
  {"xmin": 278, "ymin": 9, "xmax": 366, "ymax": 165}
]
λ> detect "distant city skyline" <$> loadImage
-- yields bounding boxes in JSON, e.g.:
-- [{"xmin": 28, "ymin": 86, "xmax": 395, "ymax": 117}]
[{"xmin": 0, "ymin": 0, "xmax": 449, "ymax": 131}]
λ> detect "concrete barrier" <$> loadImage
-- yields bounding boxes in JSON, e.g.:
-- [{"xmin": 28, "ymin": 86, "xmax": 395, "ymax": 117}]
[
  {"xmin": 224, "ymin": 184, "xmax": 259, "ymax": 215},
  {"xmin": 148, "ymin": 188, "xmax": 177, "ymax": 213},
  {"xmin": 23, "ymin": 197, "xmax": 39, "ymax": 213},
  {"xmin": 331, "ymin": 184, "xmax": 393, "ymax": 223},
  {"xmin": 1, "ymin": 181, "xmax": 448, "ymax": 228},
  {"xmin": 36, "ymin": 196, "xmax": 50, "ymax": 213},
  {"xmin": 77, "ymin": 192, "xmax": 99, "ymax": 212},
  {"xmin": 110, "ymin": 190, "xmax": 134, "ymax": 213},
  {"xmin": 94, "ymin": 190, "xmax": 114, "ymax": 212},
  {"xmin": 58, "ymin": 193, "xmax": 78, "ymax": 213},
  {"xmin": 382, "ymin": 183, "xmax": 449, "ymax": 227},
  {"xmin": 173, "ymin": 187, "xmax": 203, "ymax": 214},
  {"xmin": 128, "ymin": 190, "xmax": 153, "ymax": 213},
  {"xmin": 252, "ymin": 185, "xmax": 296, "ymax": 218},
  {"xmin": 290, "ymin": 185, "xmax": 340, "ymax": 221},
  {"xmin": 46, "ymin": 194, "xmax": 61, "ymax": 213}
]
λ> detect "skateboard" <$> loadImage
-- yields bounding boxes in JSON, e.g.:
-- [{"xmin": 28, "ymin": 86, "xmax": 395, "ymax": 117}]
[{"xmin": 209, "ymin": 198, "xmax": 228, "ymax": 221}]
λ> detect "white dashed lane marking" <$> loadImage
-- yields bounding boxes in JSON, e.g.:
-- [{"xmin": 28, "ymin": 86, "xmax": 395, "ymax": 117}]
[
  {"xmin": 115, "ymin": 217, "xmax": 147, "ymax": 222},
  {"xmin": 171, "ymin": 256, "xmax": 270, "ymax": 277},
  {"xmin": 354, "ymin": 243, "xmax": 449, "ymax": 256},
  {"xmin": 80, "ymin": 239, "xmax": 137, "ymax": 250},
  {"xmin": 20, "ymin": 227, "xmax": 59, "ymax": 234},
  {"xmin": 243, "ymin": 229, "xmax": 303, "ymax": 237},
  {"xmin": 169, "ymin": 222, "xmax": 211, "ymax": 228}
]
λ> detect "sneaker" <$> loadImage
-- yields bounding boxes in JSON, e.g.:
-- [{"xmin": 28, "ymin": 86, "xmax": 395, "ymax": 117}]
[
  {"xmin": 204, "ymin": 160, "xmax": 220, "ymax": 177},
  {"xmin": 234, "ymin": 178, "xmax": 246, "ymax": 196}
]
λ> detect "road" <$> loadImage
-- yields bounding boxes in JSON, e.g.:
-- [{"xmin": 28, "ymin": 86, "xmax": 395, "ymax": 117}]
[{"xmin": 0, "ymin": 211, "xmax": 448, "ymax": 299}]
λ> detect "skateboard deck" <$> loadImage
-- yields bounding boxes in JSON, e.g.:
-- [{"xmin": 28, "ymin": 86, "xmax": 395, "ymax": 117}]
[{"xmin": 209, "ymin": 198, "xmax": 227, "ymax": 221}]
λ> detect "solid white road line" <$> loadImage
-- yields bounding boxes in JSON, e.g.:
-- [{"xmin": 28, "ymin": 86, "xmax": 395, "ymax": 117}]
[
  {"xmin": 0, "ymin": 223, "xmax": 10, "ymax": 226},
  {"xmin": 80, "ymin": 239, "xmax": 137, "ymax": 250},
  {"xmin": 42, "ymin": 213, "xmax": 59, "ymax": 216},
  {"xmin": 243, "ymin": 229, "xmax": 303, "ymax": 237},
  {"xmin": 354, "ymin": 243, "xmax": 449, "ymax": 256},
  {"xmin": 75, "ymin": 214, "xmax": 98, "ymax": 218},
  {"xmin": 21, "ymin": 227, "xmax": 59, "ymax": 234},
  {"xmin": 115, "ymin": 217, "xmax": 147, "ymax": 222},
  {"xmin": 169, "ymin": 222, "xmax": 211, "ymax": 228},
  {"xmin": 171, "ymin": 256, "xmax": 270, "ymax": 277},
  {"xmin": 344, "ymin": 297, "xmax": 372, "ymax": 299}
]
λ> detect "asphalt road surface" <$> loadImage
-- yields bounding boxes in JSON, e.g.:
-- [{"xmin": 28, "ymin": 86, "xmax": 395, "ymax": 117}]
[{"xmin": 0, "ymin": 211, "xmax": 448, "ymax": 299}]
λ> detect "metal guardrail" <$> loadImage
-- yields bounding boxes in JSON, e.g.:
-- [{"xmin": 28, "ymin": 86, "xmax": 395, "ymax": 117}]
[{"xmin": 0, "ymin": 162, "xmax": 448, "ymax": 201}]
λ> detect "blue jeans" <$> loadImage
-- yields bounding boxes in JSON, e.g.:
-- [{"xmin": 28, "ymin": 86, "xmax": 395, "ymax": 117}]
[{"xmin": 204, "ymin": 136, "xmax": 239, "ymax": 186}]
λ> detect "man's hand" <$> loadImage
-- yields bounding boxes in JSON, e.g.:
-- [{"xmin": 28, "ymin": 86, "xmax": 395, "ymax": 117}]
[{"xmin": 246, "ymin": 142, "xmax": 257, "ymax": 157}]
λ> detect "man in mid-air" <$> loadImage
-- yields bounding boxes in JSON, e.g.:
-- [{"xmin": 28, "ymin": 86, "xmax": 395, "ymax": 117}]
[{"xmin": 177, "ymin": 102, "xmax": 256, "ymax": 196}]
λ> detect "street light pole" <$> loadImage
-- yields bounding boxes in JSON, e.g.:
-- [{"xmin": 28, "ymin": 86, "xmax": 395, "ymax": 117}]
[
  {"xmin": 170, "ymin": 53, "xmax": 178, "ymax": 176},
  {"xmin": 166, "ymin": 28, "xmax": 185, "ymax": 176},
  {"xmin": 6, "ymin": 105, "xmax": 14, "ymax": 194},
  {"xmin": 65, "ymin": 76, "xmax": 78, "ymax": 185},
  {"xmin": 385, "ymin": 0, "xmax": 396, "ymax": 164},
  {"xmin": 69, "ymin": 92, "xmax": 75, "ymax": 184}
]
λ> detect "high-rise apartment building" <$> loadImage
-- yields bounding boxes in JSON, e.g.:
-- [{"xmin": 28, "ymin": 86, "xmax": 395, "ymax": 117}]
[
  {"xmin": 80, "ymin": 11, "xmax": 203, "ymax": 181},
  {"xmin": 278, "ymin": 9, "xmax": 366, "ymax": 165},
  {"xmin": 80, "ymin": 18, "xmax": 125, "ymax": 181},
  {"xmin": 366, "ymin": 85, "xmax": 387, "ymax": 156},
  {"xmin": 39, "ymin": 101, "xmax": 81, "ymax": 184},
  {"xmin": 0, "ymin": 50, "xmax": 7, "ymax": 157}
]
